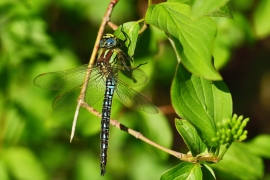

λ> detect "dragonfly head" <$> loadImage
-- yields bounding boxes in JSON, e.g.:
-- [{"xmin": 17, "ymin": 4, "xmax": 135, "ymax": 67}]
[{"xmin": 100, "ymin": 34, "xmax": 118, "ymax": 48}]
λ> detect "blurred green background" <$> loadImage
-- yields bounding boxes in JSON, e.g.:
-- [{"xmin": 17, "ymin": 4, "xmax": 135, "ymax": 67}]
[{"xmin": 1, "ymin": 0, "xmax": 270, "ymax": 179}]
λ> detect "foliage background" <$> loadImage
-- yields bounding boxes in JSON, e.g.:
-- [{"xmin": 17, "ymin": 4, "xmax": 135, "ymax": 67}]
[{"xmin": 1, "ymin": 0, "xmax": 270, "ymax": 179}]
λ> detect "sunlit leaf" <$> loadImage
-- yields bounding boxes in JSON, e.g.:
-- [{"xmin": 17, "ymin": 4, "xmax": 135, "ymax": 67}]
[
  {"xmin": 191, "ymin": 0, "xmax": 230, "ymax": 18},
  {"xmin": 115, "ymin": 21, "xmax": 140, "ymax": 57},
  {"xmin": 160, "ymin": 162, "xmax": 202, "ymax": 180},
  {"xmin": 146, "ymin": 2, "xmax": 221, "ymax": 80},
  {"xmin": 201, "ymin": 164, "xmax": 216, "ymax": 180},
  {"xmin": 171, "ymin": 63, "xmax": 232, "ymax": 146},
  {"xmin": 167, "ymin": 0, "xmax": 191, "ymax": 5},
  {"xmin": 175, "ymin": 119, "xmax": 207, "ymax": 156},
  {"xmin": 206, "ymin": 5, "xmax": 233, "ymax": 19}
]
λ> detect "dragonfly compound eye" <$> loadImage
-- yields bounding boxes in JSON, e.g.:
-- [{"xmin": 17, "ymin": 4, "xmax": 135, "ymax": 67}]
[{"xmin": 104, "ymin": 38, "xmax": 117, "ymax": 48}]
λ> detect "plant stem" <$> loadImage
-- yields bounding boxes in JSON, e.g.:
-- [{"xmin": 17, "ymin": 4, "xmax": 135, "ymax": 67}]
[
  {"xmin": 148, "ymin": 0, "xmax": 152, "ymax": 7},
  {"xmin": 217, "ymin": 142, "xmax": 232, "ymax": 161},
  {"xmin": 81, "ymin": 102, "xmax": 187, "ymax": 160}
]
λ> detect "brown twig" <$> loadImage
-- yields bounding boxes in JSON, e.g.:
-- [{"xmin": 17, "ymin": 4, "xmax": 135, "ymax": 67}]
[
  {"xmin": 81, "ymin": 102, "xmax": 185, "ymax": 159},
  {"xmin": 138, "ymin": 21, "xmax": 149, "ymax": 34},
  {"xmin": 108, "ymin": 21, "xmax": 118, "ymax": 30},
  {"xmin": 81, "ymin": 102, "xmax": 220, "ymax": 163}
]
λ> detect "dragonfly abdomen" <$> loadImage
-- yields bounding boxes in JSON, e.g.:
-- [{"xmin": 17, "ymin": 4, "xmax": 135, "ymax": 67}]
[{"xmin": 100, "ymin": 77, "xmax": 115, "ymax": 176}]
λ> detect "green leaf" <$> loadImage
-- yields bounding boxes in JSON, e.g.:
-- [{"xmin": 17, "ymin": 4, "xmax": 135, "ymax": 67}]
[
  {"xmin": 201, "ymin": 164, "xmax": 216, "ymax": 180},
  {"xmin": 175, "ymin": 119, "xmax": 206, "ymax": 156},
  {"xmin": 206, "ymin": 5, "xmax": 234, "ymax": 19},
  {"xmin": 253, "ymin": 0, "xmax": 270, "ymax": 38},
  {"xmin": 245, "ymin": 134, "xmax": 270, "ymax": 159},
  {"xmin": 160, "ymin": 162, "xmax": 202, "ymax": 180},
  {"xmin": 211, "ymin": 143, "xmax": 263, "ymax": 180},
  {"xmin": 146, "ymin": 2, "xmax": 221, "ymax": 80},
  {"xmin": 191, "ymin": 0, "xmax": 230, "ymax": 18},
  {"xmin": 171, "ymin": 63, "xmax": 232, "ymax": 146},
  {"xmin": 167, "ymin": 0, "xmax": 191, "ymax": 5},
  {"xmin": 4, "ymin": 147, "xmax": 47, "ymax": 180},
  {"xmin": 114, "ymin": 21, "xmax": 140, "ymax": 57}
]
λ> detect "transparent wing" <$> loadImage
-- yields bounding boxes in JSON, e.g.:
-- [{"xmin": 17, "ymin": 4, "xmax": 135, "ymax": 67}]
[
  {"xmin": 51, "ymin": 68, "xmax": 106, "ymax": 111},
  {"xmin": 113, "ymin": 66, "xmax": 148, "ymax": 87},
  {"xmin": 34, "ymin": 64, "xmax": 89, "ymax": 91},
  {"xmin": 115, "ymin": 79, "xmax": 158, "ymax": 114},
  {"xmin": 85, "ymin": 73, "xmax": 106, "ymax": 107},
  {"xmin": 52, "ymin": 87, "xmax": 81, "ymax": 111}
]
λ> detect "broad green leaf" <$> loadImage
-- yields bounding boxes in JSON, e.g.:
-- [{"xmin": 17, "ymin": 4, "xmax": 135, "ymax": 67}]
[
  {"xmin": 4, "ymin": 147, "xmax": 47, "ymax": 180},
  {"xmin": 146, "ymin": 2, "xmax": 221, "ymax": 80},
  {"xmin": 191, "ymin": 0, "xmax": 229, "ymax": 18},
  {"xmin": 253, "ymin": 0, "xmax": 270, "ymax": 38},
  {"xmin": 167, "ymin": 0, "xmax": 191, "ymax": 5},
  {"xmin": 245, "ymin": 134, "xmax": 270, "ymax": 159},
  {"xmin": 211, "ymin": 143, "xmax": 263, "ymax": 180},
  {"xmin": 170, "ymin": 0, "xmax": 233, "ymax": 18},
  {"xmin": 171, "ymin": 63, "xmax": 232, "ymax": 146},
  {"xmin": 114, "ymin": 22, "xmax": 140, "ymax": 58},
  {"xmin": 175, "ymin": 119, "xmax": 206, "ymax": 156},
  {"xmin": 206, "ymin": 5, "xmax": 233, "ymax": 19},
  {"xmin": 160, "ymin": 162, "xmax": 202, "ymax": 180},
  {"xmin": 201, "ymin": 164, "xmax": 216, "ymax": 180}
]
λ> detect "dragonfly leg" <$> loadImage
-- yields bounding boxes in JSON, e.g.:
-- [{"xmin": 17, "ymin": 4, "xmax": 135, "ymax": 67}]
[{"xmin": 133, "ymin": 62, "xmax": 148, "ymax": 70}]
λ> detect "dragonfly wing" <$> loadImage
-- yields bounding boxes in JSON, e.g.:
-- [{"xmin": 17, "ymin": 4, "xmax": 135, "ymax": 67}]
[
  {"xmin": 34, "ymin": 64, "xmax": 89, "ymax": 91},
  {"xmin": 115, "ymin": 80, "xmax": 158, "ymax": 114},
  {"xmin": 85, "ymin": 73, "xmax": 106, "ymax": 106},
  {"xmin": 52, "ymin": 87, "xmax": 81, "ymax": 111},
  {"xmin": 51, "ymin": 67, "xmax": 105, "ymax": 111},
  {"xmin": 115, "ymin": 66, "xmax": 148, "ymax": 87}
]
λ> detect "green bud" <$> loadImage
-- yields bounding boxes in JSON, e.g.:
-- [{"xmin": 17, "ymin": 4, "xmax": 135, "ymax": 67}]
[
  {"xmin": 221, "ymin": 134, "xmax": 226, "ymax": 140},
  {"xmin": 225, "ymin": 137, "xmax": 231, "ymax": 142},
  {"xmin": 239, "ymin": 134, "xmax": 247, "ymax": 141},
  {"xmin": 226, "ymin": 129, "xmax": 231, "ymax": 136},
  {"xmin": 221, "ymin": 128, "xmax": 226, "ymax": 134},
  {"xmin": 236, "ymin": 128, "xmax": 243, "ymax": 137},
  {"xmin": 219, "ymin": 140, "xmax": 224, "ymax": 144},
  {"xmin": 232, "ymin": 114, "xmax": 237, "ymax": 124}
]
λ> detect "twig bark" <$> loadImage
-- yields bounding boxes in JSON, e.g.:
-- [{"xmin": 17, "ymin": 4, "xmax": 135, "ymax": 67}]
[{"xmin": 81, "ymin": 102, "xmax": 220, "ymax": 163}]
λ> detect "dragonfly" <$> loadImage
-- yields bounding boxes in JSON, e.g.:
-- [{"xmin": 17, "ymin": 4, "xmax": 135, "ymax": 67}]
[{"xmin": 34, "ymin": 32, "xmax": 158, "ymax": 175}]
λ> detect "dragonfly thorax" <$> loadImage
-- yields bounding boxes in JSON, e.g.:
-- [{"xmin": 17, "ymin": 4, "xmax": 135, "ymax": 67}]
[{"xmin": 97, "ymin": 61, "xmax": 117, "ymax": 79}]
